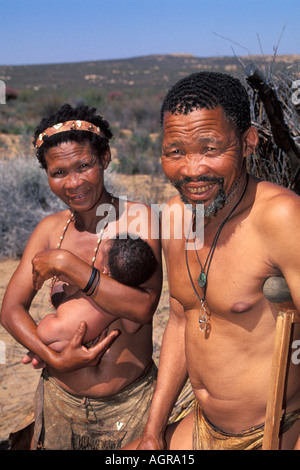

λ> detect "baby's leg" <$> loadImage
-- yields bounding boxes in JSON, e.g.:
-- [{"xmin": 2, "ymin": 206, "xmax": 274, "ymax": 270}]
[{"xmin": 121, "ymin": 318, "xmax": 141, "ymax": 334}]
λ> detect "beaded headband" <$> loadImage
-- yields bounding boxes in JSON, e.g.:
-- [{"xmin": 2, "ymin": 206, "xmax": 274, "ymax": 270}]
[{"xmin": 35, "ymin": 120, "xmax": 106, "ymax": 148}]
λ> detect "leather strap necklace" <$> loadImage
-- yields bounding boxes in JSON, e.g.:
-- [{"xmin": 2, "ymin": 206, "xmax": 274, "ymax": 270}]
[{"xmin": 185, "ymin": 175, "xmax": 249, "ymax": 332}]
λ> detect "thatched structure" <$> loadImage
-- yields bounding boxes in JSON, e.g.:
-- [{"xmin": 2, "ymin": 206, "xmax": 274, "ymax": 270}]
[{"xmin": 245, "ymin": 62, "xmax": 300, "ymax": 193}]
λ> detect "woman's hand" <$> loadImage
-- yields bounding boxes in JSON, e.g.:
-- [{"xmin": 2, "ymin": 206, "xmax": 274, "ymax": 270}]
[
  {"xmin": 50, "ymin": 322, "xmax": 120, "ymax": 372},
  {"xmin": 32, "ymin": 249, "xmax": 69, "ymax": 290},
  {"xmin": 22, "ymin": 351, "xmax": 46, "ymax": 369},
  {"xmin": 22, "ymin": 322, "xmax": 120, "ymax": 372}
]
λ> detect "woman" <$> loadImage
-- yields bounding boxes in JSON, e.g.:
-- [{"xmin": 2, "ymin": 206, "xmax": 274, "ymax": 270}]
[{"xmin": 0, "ymin": 104, "xmax": 162, "ymax": 450}]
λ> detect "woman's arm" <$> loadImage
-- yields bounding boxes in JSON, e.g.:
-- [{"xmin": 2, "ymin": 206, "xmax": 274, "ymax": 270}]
[
  {"xmin": 32, "ymin": 248, "xmax": 161, "ymax": 323},
  {"xmin": 0, "ymin": 216, "xmax": 119, "ymax": 372},
  {"xmin": 31, "ymin": 205, "xmax": 162, "ymax": 324}
]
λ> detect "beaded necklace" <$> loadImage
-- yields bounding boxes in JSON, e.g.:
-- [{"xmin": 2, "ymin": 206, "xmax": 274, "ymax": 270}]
[{"xmin": 49, "ymin": 196, "xmax": 115, "ymax": 307}]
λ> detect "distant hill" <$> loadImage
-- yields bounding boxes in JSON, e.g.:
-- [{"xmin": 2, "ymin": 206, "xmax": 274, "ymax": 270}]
[
  {"xmin": 0, "ymin": 53, "xmax": 299, "ymax": 173},
  {"xmin": 1, "ymin": 54, "xmax": 299, "ymax": 94}
]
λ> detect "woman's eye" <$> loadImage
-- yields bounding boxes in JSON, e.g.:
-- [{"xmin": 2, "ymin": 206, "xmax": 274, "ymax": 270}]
[
  {"xmin": 79, "ymin": 163, "xmax": 92, "ymax": 171},
  {"xmin": 51, "ymin": 170, "xmax": 64, "ymax": 177}
]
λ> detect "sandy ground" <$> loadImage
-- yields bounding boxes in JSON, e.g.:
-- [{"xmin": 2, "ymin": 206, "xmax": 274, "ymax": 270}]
[{"xmin": 0, "ymin": 257, "xmax": 171, "ymax": 446}]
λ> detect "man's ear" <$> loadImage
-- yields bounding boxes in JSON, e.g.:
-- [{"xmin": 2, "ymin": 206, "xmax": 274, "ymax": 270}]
[
  {"xmin": 242, "ymin": 126, "xmax": 259, "ymax": 157},
  {"xmin": 102, "ymin": 149, "xmax": 111, "ymax": 169}
]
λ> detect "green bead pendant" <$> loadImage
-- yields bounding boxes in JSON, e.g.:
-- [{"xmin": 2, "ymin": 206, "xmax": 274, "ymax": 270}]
[{"xmin": 198, "ymin": 271, "xmax": 206, "ymax": 288}]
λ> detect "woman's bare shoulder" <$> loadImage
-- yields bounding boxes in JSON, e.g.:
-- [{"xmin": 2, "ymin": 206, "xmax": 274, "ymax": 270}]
[
  {"xmin": 27, "ymin": 209, "xmax": 72, "ymax": 249},
  {"xmin": 35, "ymin": 209, "xmax": 71, "ymax": 233}
]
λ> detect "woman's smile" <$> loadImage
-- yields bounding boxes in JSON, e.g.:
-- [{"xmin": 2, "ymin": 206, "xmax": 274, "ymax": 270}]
[{"xmin": 67, "ymin": 188, "xmax": 92, "ymax": 204}]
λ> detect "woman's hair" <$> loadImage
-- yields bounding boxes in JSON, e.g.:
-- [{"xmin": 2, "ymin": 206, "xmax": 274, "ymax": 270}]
[
  {"xmin": 33, "ymin": 103, "xmax": 113, "ymax": 169},
  {"xmin": 160, "ymin": 71, "xmax": 251, "ymax": 134}
]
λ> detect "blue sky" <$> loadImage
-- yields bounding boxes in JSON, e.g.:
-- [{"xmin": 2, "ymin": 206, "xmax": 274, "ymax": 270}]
[{"xmin": 0, "ymin": 0, "xmax": 299, "ymax": 65}]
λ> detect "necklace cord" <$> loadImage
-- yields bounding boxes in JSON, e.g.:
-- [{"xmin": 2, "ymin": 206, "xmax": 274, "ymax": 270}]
[
  {"xmin": 185, "ymin": 174, "xmax": 249, "ymax": 304},
  {"xmin": 49, "ymin": 195, "xmax": 115, "ymax": 307}
]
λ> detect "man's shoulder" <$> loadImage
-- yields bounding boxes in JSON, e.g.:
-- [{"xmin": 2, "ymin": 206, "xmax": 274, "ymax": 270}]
[
  {"xmin": 161, "ymin": 194, "xmax": 187, "ymax": 252},
  {"xmin": 123, "ymin": 198, "xmax": 152, "ymax": 214},
  {"xmin": 253, "ymin": 179, "xmax": 300, "ymax": 230},
  {"xmin": 161, "ymin": 194, "xmax": 183, "ymax": 211},
  {"xmin": 255, "ymin": 179, "xmax": 300, "ymax": 208}
]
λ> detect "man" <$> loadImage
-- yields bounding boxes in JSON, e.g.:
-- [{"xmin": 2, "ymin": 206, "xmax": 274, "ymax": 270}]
[{"xmin": 126, "ymin": 72, "xmax": 300, "ymax": 450}]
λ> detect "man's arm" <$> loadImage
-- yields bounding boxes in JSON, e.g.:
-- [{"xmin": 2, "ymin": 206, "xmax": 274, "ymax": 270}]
[
  {"xmin": 137, "ymin": 296, "xmax": 188, "ymax": 450},
  {"xmin": 263, "ymin": 191, "xmax": 300, "ymax": 316},
  {"xmin": 262, "ymin": 190, "xmax": 300, "ymax": 449}
]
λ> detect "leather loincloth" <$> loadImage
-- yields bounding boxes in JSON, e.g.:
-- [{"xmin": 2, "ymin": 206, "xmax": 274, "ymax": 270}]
[
  {"xmin": 193, "ymin": 400, "xmax": 300, "ymax": 450},
  {"xmin": 10, "ymin": 363, "xmax": 157, "ymax": 450}
]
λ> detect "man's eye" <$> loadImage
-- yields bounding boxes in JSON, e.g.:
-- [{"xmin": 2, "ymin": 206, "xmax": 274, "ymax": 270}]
[
  {"xmin": 165, "ymin": 149, "xmax": 182, "ymax": 157},
  {"xmin": 204, "ymin": 147, "xmax": 219, "ymax": 155}
]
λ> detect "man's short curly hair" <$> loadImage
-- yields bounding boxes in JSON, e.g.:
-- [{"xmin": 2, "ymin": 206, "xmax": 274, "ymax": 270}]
[
  {"xmin": 33, "ymin": 103, "xmax": 113, "ymax": 169},
  {"xmin": 160, "ymin": 71, "xmax": 251, "ymax": 134}
]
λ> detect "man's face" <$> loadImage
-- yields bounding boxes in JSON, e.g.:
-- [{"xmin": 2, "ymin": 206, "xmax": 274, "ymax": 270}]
[{"xmin": 161, "ymin": 107, "xmax": 245, "ymax": 217}]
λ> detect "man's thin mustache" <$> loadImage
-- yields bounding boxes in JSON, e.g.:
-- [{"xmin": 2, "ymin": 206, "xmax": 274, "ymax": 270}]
[{"xmin": 172, "ymin": 176, "xmax": 224, "ymax": 188}]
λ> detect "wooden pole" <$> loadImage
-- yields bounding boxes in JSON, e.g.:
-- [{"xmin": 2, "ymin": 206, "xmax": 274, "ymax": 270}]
[{"xmin": 262, "ymin": 277, "xmax": 297, "ymax": 450}]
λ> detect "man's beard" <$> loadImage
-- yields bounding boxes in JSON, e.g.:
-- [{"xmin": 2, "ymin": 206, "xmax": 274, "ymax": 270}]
[{"xmin": 171, "ymin": 176, "xmax": 226, "ymax": 218}]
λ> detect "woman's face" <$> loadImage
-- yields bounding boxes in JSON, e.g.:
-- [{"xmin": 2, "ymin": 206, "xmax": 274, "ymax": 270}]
[{"xmin": 45, "ymin": 141, "xmax": 110, "ymax": 212}]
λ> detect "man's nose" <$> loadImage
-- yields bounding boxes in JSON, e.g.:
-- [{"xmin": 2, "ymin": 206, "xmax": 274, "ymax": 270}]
[{"xmin": 180, "ymin": 154, "xmax": 209, "ymax": 179}]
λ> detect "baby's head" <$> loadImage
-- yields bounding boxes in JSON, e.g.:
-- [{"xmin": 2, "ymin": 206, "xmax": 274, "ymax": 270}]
[{"xmin": 101, "ymin": 235, "xmax": 157, "ymax": 287}]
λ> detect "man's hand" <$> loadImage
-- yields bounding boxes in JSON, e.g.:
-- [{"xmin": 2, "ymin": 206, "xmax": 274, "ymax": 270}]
[{"xmin": 136, "ymin": 433, "xmax": 166, "ymax": 450}]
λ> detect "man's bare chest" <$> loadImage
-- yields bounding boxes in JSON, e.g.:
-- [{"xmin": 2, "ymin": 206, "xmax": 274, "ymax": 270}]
[{"xmin": 167, "ymin": 224, "xmax": 280, "ymax": 317}]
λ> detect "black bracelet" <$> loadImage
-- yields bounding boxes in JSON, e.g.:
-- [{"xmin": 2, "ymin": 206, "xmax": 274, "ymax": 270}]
[
  {"xmin": 86, "ymin": 269, "xmax": 100, "ymax": 296},
  {"xmin": 82, "ymin": 266, "xmax": 97, "ymax": 293}
]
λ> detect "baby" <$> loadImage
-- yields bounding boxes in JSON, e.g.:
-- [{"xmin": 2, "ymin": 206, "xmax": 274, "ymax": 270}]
[{"xmin": 37, "ymin": 235, "xmax": 157, "ymax": 352}]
